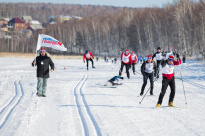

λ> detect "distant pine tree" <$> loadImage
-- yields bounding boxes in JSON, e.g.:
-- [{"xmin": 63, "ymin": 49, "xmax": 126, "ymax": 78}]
[{"xmin": 75, "ymin": 31, "xmax": 84, "ymax": 54}]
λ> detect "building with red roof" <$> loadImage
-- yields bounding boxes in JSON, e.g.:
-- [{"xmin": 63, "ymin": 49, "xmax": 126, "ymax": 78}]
[{"xmin": 8, "ymin": 17, "xmax": 26, "ymax": 31}]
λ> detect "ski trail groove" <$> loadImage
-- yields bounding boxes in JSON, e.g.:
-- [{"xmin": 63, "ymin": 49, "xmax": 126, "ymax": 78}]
[
  {"xmin": 0, "ymin": 80, "xmax": 24, "ymax": 129},
  {"xmin": 73, "ymin": 74, "xmax": 102, "ymax": 136},
  {"xmin": 80, "ymin": 74, "xmax": 102, "ymax": 136}
]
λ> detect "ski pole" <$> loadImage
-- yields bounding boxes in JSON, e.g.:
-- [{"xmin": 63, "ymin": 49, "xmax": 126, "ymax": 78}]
[
  {"xmin": 139, "ymin": 78, "xmax": 158, "ymax": 104},
  {"xmin": 135, "ymin": 71, "xmax": 142, "ymax": 75},
  {"xmin": 178, "ymin": 59, "xmax": 187, "ymax": 105},
  {"xmin": 139, "ymin": 87, "xmax": 151, "ymax": 104}
]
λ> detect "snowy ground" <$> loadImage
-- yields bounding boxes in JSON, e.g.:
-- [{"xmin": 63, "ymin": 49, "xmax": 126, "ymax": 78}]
[{"xmin": 0, "ymin": 57, "xmax": 204, "ymax": 136}]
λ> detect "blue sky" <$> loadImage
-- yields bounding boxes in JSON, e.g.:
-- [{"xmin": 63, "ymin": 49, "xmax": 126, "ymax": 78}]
[{"xmin": 0, "ymin": 0, "xmax": 199, "ymax": 8}]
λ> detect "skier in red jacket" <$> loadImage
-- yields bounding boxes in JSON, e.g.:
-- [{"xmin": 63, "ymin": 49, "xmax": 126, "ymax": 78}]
[
  {"xmin": 119, "ymin": 49, "xmax": 132, "ymax": 79},
  {"xmin": 83, "ymin": 50, "xmax": 95, "ymax": 70},
  {"xmin": 156, "ymin": 54, "xmax": 181, "ymax": 107},
  {"xmin": 131, "ymin": 51, "xmax": 138, "ymax": 75}
]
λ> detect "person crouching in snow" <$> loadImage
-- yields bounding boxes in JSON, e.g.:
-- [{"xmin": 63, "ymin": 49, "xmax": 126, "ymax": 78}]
[
  {"xmin": 119, "ymin": 49, "xmax": 132, "ymax": 79},
  {"xmin": 106, "ymin": 76, "xmax": 124, "ymax": 86},
  {"xmin": 131, "ymin": 51, "xmax": 138, "ymax": 75},
  {"xmin": 156, "ymin": 54, "xmax": 181, "ymax": 108},
  {"xmin": 83, "ymin": 50, "xmax": 95, "ymax": 70},
  {"xmin": 32, "ymin": 48, "xmax": 54, "ymax": 97},
  {"xmin": 140, "ymin": 55, "xmax": 156, "ymax": 96}
]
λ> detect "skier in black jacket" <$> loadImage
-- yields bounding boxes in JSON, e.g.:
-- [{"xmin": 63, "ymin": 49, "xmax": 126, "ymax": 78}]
[
  {"xmin": 140, "ymin": 55, "xmax": 156, "ymax": 96},
  {"xmin": 152, "ymin": 47, "xmax": 163, "ymax": 78},
  {"xmin": 32, "ymin": 48, "xmax": 54, "ymax": 97}
]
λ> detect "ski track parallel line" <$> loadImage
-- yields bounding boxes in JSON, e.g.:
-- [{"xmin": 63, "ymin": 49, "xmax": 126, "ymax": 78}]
[
  {"xmin": 74, "ymin": 75, "xmax": 89, "ymax": 136},
  {"xmin": 0, "ymin": 80, "xmax": 24, "ymax": 129},
  {"xmin": 80, "ymin": 74, "xmax": 102, "ymax": 136},
  {"xmin": 0, "ymin": 81, "xmax": 18, "ymax": 115}
]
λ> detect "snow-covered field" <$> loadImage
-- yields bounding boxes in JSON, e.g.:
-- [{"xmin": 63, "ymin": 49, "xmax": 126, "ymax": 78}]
[{"xmin": 0, "ymin": 57, "xmax": 204, "ymax": 136}]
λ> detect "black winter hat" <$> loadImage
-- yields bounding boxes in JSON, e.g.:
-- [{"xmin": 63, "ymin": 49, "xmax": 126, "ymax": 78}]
[{"xmin": 157, "ymin": 47, "xmax": 161, "ymax": 50}]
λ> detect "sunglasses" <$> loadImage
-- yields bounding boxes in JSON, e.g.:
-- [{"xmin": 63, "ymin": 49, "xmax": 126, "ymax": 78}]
[
  {"xmin": 125, "ymin": 51, "xmax": 129, "ymax": 53},
  {"xmin": 41, "ymin": 50, "xmax": 46, "ymax": 52},
  {"xmin": 168, "ymin": 58, "xmax": 174, "ymax": 61},
  {"xmin": 148, "ymin": 57, "xmax": 152, "ymax": 59}
]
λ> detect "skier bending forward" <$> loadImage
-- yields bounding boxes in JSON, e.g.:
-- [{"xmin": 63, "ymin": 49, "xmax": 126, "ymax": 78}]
[{"xmin": 105, "ymin": 76, "xmax": 124, "ymax": 86}]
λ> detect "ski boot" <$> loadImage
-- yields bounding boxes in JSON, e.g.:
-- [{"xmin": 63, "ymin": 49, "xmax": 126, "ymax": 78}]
[
  {"xmin": 169, "ymin": 102, "xmax": 174, "ymax": 106},
  {"xmin": 36, "ymin": 92, "xmax": 42, "ymax": 97},
  {"xmin": 156, "ymin": 104, "xmax": 161, "ymax": 108}
]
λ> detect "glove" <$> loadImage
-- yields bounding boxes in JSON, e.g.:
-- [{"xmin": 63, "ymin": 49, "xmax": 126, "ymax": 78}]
[
  {"xmin": 84, "ymin": 61, "xmax": 85, "ymax": 63},
  {"xmin": 92, "ymin": 57, "xmax": 94, "ymax": 59},
  {"xmin": 120, "ymin": 77, "xmax": 124, "ymax": 80},
  {"xmin": 33, "ymin": 61, "xmax": 36, "ymax": 65}
]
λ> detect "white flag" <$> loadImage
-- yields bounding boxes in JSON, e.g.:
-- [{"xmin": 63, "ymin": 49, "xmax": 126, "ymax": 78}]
[{"xmin": 36, "ymin": 34, "xmax": 67, "ymax": 51}]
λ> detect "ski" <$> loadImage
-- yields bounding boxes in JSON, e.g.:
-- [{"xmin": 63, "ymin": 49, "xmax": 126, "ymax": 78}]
[
  {"xmin": 104, "ymin": 83, "xmax": 122, "ymax": 88},
  {"xmin": 154, "ymin": 106, "xmax": 187, "ymax": 109}
]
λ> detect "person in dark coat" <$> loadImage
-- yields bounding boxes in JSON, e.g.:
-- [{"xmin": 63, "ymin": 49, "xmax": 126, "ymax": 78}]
[
  {"xmin": 183, "ymin": 55, "xmax": 186, "ymax": 63},
  {"xmin": 32, "ymin": 48, "xmax": 54, "ymax": 97},
  {"xmin": 140, "ymin": 55, "xmax": 156, "ymax": 96}
]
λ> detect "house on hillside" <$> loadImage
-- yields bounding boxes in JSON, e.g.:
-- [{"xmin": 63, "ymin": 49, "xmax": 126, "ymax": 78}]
[
  {"xmin": 1, "ymin": 24, "xmax": 8, "ymax": 32},
  {"xmin": 0, "ymin": 19, "xmax": 8, "ymax": 25},
  {"xmin": 30, "ymin": 20, "xmax": 41, "ymax": 25},
  {"xmin": 59, "ymin": 15, "xmax": 71, "ymax": 22},
  {"xmin": 26, "ymin": 20, "xmax": 44, "ymax": 33},
  {"xmin": 27, "ymin": 24, "xmax": 44, "ymax": 33},
  {"xmin": 22, "ymin": 16, "xmax": 32, "ymax": 23},
  {"xmin": 8, "ymin": 18, "xmax": 26, "ymax": 31},
  {"xmin": 0, "ymin": 19, "xmax": 9, "ymax": 32}
]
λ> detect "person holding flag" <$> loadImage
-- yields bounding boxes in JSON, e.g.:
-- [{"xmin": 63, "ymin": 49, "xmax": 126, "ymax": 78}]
[
  {"xmin": 83, "ymin": 50, "xmax": 95, "ymax": 70},
  {"xmin": 119, "ymin": 49, "xmax": 132, "ymax": 79},
  {"xmin": 32, "ymin": 34, "xmax": 67, "ymax": 97},
  {"xmin": 32, "ymin": 48, "xmax": 54, "ymax": 97},
  {"xmin": 131, "ymin": 51, "xmax": 138, "ymax": 75}
]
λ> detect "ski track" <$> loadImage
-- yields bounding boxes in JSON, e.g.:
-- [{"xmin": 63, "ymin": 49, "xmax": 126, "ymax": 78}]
[
  {"xmin": 175, "ymin": 78, "xmax": 205, "ymax": 91},
  {"xmin": 0, "ymin": 79, "xmax": 24, "ymax": 129},
  {"xmin": 73, "ymin": 73, "xmax": 102, "ymax": 136}
]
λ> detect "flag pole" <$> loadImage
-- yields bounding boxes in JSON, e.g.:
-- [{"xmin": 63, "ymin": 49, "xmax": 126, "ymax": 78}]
[
  {"xmin": 35, "ymin": 34, "xmax": 41, "ymax": 61},
  {"xmin": 34, "ymin": 47, "xmax": 38, "ymax": 61}
]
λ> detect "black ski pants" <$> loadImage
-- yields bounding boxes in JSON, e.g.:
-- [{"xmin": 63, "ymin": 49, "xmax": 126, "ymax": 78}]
[
  {"xmin": 132, "ymin": 63, "xmax": 136, "ymax": 73},
  {"xmin": 157, "ymin": 76, "xmax": 175, "ymax": 104},
  {"xmin": 86, "ymin": 58, "xmax": 94, "ymax": 68},
  {"xmin": 141, "ymin": 72, "xmax": 154, "ymax": 94},
  {"xmin": 119, "ymin": 62, "xmax": 130, "ymax": 78}
]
